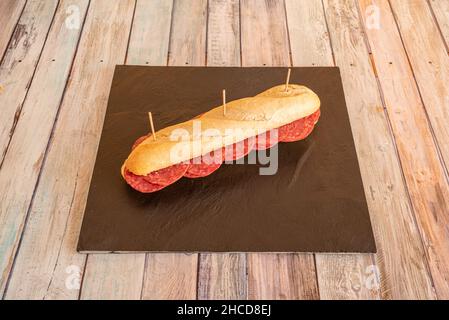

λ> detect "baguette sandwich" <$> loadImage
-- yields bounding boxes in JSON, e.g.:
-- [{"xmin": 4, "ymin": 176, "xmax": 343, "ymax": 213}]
[{"xmin": 122, "ymin": 84, "xmax": 321, "ymax": 193}]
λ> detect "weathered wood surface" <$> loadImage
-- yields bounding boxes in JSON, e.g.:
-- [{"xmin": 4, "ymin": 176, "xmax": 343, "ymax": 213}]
[
  {"xmin": 142, "ymin": 253, "xmax": 198, "ymax": 300},
  {"xmin": 206, "ymin": 0, "xmax": 241, "ymax": 67},
  {"xmin": 79, "ymin": 0, "xmax": 174, "ymax": 301},
  {"xmin": 0, "ymin": 0, "xmax": 26, "ymax": 60},
  {"xmin": 0, "ymin": 0, "xmax": 58, "ymax": 162},
  {"xmin": 167, "ymin": 0, "xmax": 207, "ymax": 66},
  {"xmin": 139, "ymin": 0, "xmax": 208, "ymax": 300},
  {"xmin": 127, "ymin": 0, "xmax": 173, "ymax": 66},
  {"xmin": 81, "ymin": 254, "xmax": 145, "ymax": 300},
  {"xmin": 197, "ymin": 0, "xmax": 246, "ymax": 300},
  {"xmin": 0, "ymin": 0, "xmax": 89, "ymax": 298},
  {"xmin": 429, "ymin": 0, "xmax": 449, "ymax": 47},
  {"xmin": 241, "ymin": 0, "xmax": 319, "ymax": 300},
  {"xmin": 1, "ymin": 0, "xmax": 448, "ymax": 299},
  {"xmin": 389, "ymin": 0, "xmax": 449, "ymax": 176},
  {"xmin": 361, "ymin": 0, "xmax": 449, "ymax": 300},
  {"xmin": 198, "ymin": 253, "xmax": 246, "ymax": 300},
  {"xmin": 323, "ymin": 0, "xmax": 435, "ymax": 299},
  {"xmin": 4, "ymin": 0, "xmax": 135, "ymax": 299},
  {"xmin": 286, "ymin": 0, "xmax": 379, "ymax": 299}
]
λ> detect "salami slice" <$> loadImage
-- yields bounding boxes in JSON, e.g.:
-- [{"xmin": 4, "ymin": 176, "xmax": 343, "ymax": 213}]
[
  {"xmin": 309, "ymin": 109, "xmax": 321, "ymax": 124},
  {"xmin": 124, "ymin": 169, "xmax": 166, "ymax": 193},
  {"xmin": 278, "ymin": 117, "xmax": 307, "ymax": 142},
  {"xmin": 184, "ymin": 150, "xmax": 223, "ymax": 178},
  {"xmin": 223, "ymin": 138, "xmax": 255, "ymax": 161},
  {"xmin": 279, "ymin": 109, "xmax": 321, "ymax": 142},
  {"xmin": 127, "ymin": 109, "xmax": 320, "ymax": 189},
  {"xmin": 132, "ymin": 134, "xmax": 150, "ymax": 150},
  {"xmin": 143, "ymin": 163, "xmax": 189, "ymax": 185},
  {"xmin": 255, "ymin": 129, "xmax": 278, "ymax": 150},
  {"xmin": 298, "ymin": 110, "xmax": 321, "ymax": 140}
]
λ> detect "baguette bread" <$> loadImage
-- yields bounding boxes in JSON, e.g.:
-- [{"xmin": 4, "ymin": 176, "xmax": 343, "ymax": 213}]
[{"xmin": 122, "ymin": 84, "xmax": 320, "ymax": 177}]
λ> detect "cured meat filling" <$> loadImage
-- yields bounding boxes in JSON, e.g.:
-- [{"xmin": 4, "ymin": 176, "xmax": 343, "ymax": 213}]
[
  {"xmin": 184, "ymin": 150, "xmax": 223, "ymax": 178},
  {"xmin": 125, "ymin": 109, "xmax": 320, "ymax": 192}
]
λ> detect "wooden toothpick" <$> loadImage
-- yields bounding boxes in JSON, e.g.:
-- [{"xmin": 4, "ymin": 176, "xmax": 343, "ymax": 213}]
[
  {"xmin": 148, "ymin": 112, "xmax": 156, "ymax": 141},
  {"xmin": 223, "ymin": 89, "xmax": 227, "ymax": 116},
  {"xmin": 284, "ymin": 68, "xmax": 291, "ymax": 92}
]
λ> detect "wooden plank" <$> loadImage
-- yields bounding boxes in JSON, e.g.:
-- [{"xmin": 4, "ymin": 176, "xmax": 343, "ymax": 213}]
[
  {"xmin": 316, "ymin": 255, "xmax": 380, "ymax": 299},
  {"xmin": 248, "ymin": 254, "xmax": 318, "ymax": 299},
  {"xmin": 362, "ymin": 0, "xmax": 449, "ymax": 299},
  {"xmin": 127, "ymin": 0, "xmax": 173, "ymax": 65},
  {"xmin": 4, "ymin": 0, "xmax": 135, "ymax": 300},
  {"xmin": 140, "ymin": 0, "xmax": 207, "ymax": 300},
  {"xmin": 322, "ymin": 0, "xmax": 435, "ymax": 299},
  {"xmin": 240, "ymin": 0, "xmax": 290, "ymax": 67},
  {"xmin": 198, "ymin": 253, "xmax": 246, "ymax": 300},
  {"xmin": 81, "ymin": 253, "xmax": 145, "ymax": 300},
  {"xmin": 429, "ymin": 0, "xmax": 449, "ymax": 47},
  {"xmin": 389, "ymin": 0, "xmax": 449, "ymax": 178},
  {"xmin": 80, "ymin": 255, "xmax": 145, "ymax": 300},
  {"xmin": 286, "ymin": 0, "xmax": 379, "ymax": 300},
  {"xmin": 81, "ymin": 0, "xmax": 175, "ymax": 301},
  {"xmin": 286, "ymin": 0, "xmax": 333, "ymax": 67},
  {"xmin": 0, "ymin": 0, "xmax": 26, "ymax": 60},
  {"xmin": 241, "ymin": 0, "xmax": 319, "ymax": 300},
  {"xmin": 0, "ymin": 0, "xmax": 58, "ymax": 163},
  {"xmin": 167, "ymin": 0, "xmax": 207, "ymax": 66},
  {"xmin": 207, "ymin": 0, "xmax": 240, "ymax": 67},
  {"xmin": 197, "ymin": 0, "xmax": 246, "ymax": 301},
  {"xmin": 142, "ymin": 253, "xmax": 198, "ymax": 300},
  {"xmin": 0, "ymin": 0, "xmax": 88, "ymax": 298}
]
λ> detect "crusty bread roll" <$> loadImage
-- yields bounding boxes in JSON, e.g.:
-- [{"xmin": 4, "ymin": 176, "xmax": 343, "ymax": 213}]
[{"xmin": 122, "ymin": 84, "xmax": 320, "ymax": 176}]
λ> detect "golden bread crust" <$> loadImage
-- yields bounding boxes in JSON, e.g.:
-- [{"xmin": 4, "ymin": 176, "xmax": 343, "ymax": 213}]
[{"xmin": 122, "ymin": 84, "xmax": 320, "ymax": 176}]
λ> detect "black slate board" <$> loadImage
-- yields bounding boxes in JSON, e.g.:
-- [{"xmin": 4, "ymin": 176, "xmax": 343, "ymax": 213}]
[{"xmin": 77, "ymin": 66, "xmax": 376, "ymax": 253}]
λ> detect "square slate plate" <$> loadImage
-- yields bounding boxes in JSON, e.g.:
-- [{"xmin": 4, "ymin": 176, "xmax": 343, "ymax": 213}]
[{"xmin": 77, "ymin": 66, "xmax": 376, "ymax": 253}]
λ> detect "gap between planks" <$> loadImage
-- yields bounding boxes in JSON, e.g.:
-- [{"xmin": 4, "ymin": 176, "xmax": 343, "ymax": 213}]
[
  {"xmin": 321, "ymin": 0, "xmax": 436, "ymax": 299},
  {"xmin": 4, "ymin": 0, "xmax": 135, "ymax": 300}
]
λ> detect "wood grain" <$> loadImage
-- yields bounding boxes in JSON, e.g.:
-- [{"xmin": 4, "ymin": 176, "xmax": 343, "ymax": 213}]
[
  {"xmin": 241, "ymin": 0, "xmax": 319, "ymax": 300},
  {"xmin": 127, "ymin": 0, "xmax": 173, "ymax": 65},
  {"xmin": 240, "ymin": 0, "xmax": 290, "ymax": 67},
  {"xmin": 0, "ymin": 0, "xmax": 58, "ymax": 163},
  {"xmin": 142, "ymin": 253, "xmax": 198, "ymax": 300},
  {"xmin": 316, "ymin": 255, "xmax": 380, "ymax": 300},
  {"xmin": 197, "ymin": 0, "xmax": 246, "ymax": 300},
  {"xmin": 207, "ymin": 0, "xmax": 241, "ymax": 67},
  {"xmin": 79, "ymin": 0, "xmax": 175, "ymax": 301},
  {"xmin": 285, "ymin": 0, "xmax": 333, "ymax": 67},
  {"xmin": 286, "ymin": 0, "xmax": 379, "ymax": 299},
  {"xmin": 168, "ymin": 0, "xmax": 207, "ymax": 66},
  {"xmin": 140, "ymin": 0, "xmax": 207, "ymax": 300},
  {"xmin": 198, "ymin": 253, "xmax": 246, "ymax": 300},
  {"xmin": 81, "ymin": 253, "xmax": 145, "ymax": 300},
  {"xmin": 0, "ymin": 0, "xmax": 88, "ymax": 298},
  {"xmin": 80, "ymin": 254, "xmax": 145, "ymax": 300},
  {"xmin": 4, "ymin": 0, "xmax": 135, "ymax": 300},
  {"xmin": 0, "ymin": 0, "xmax": 447, "ymax": 300},
  {"xmin": 0, "ymin": 0, "xmax": 26, "ymax": 60},
  {"xmin": 389, "ymin": 0, "xmax": 449, "ymax": 179},
  {"xmin": 429, "ymin": 0, "xmax": 449, "ymax": 47},
  {"xmin": 248, "ymin": 254, "xmax": 318, "ymax": 299},
  {"xmin": 369, "ymin": 0, "xmax": 449, "ymax": 299},
  {"xmin": 323, "ymin": 0, "xmax": 435, "ymax": 299}
]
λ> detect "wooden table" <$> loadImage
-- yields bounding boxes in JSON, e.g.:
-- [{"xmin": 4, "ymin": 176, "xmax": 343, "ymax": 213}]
[{"xmin": 0, "ymin": 0, "xmax": 448, "ymax": 300}]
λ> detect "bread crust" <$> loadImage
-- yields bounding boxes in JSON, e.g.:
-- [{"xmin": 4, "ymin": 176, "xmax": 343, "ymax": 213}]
[{"xmin": 122, "ymin": 84, "xmax": 320, "ymax": 176}]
